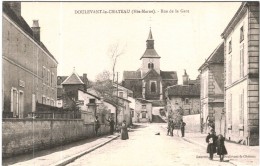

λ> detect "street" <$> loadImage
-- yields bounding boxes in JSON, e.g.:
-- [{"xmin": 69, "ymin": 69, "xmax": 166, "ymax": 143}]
[{"xmin": 67, "ymin": 123, "xmax": 233, "ymax": 166}]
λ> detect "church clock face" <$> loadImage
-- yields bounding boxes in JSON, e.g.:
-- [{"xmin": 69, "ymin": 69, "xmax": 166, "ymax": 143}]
[{"xmin": 149, "ymin": 58, "xmax": 154, "ymax": 63}]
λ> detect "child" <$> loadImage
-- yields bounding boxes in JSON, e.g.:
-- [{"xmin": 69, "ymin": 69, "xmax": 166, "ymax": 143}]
[{"xmin": 216, "ymin": 134, "xmax": 227, "ymax": 162}]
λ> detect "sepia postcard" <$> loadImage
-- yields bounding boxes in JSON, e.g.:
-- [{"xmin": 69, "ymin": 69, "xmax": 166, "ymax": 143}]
[{"xmin": 2, "ymin": 1, "xmax": 259, "ymax": 166}]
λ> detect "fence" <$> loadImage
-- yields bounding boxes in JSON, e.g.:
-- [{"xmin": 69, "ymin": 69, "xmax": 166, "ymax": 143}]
[{"xmin": 28, "ymin": 111, "xmax": 81, "ymax": 119}]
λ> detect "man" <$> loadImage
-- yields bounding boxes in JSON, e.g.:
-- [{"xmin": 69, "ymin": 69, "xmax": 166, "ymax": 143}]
[
  {"xmin": 180, "ymin": 119, "xmax": 186, "ymax": 137},
  {"xmin": 94, "ymin": 116, "xmax": 100, "ymax": 137},
  {"xmin": 106, "ymin": 117, "xmax": 115, "ymax": 135}
]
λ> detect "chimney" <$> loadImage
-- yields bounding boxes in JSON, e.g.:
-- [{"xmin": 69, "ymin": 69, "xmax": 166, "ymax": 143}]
[
  {"xmin": 8, "ymin": 2, "xmax": 21, "ymax": 17},
  {"xmin": 83, "ymin": 73, "xmax": 88, "ymax": 90},
  {"xmin": 183, "ymin": 69, "xmax": 189, "ymax": 85},
  {"xmin": 32, "ymin": 20, "xmax": 40, "ymax": 41}
]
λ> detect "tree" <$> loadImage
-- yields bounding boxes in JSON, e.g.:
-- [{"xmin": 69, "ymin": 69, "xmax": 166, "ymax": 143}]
[
  {"xmin": 92, "ymin": 70, "xmax": 114, "ymax": 96},
  {"xmin": 108, "ymin": 42, "xmax": 125, "ymax": 83}
]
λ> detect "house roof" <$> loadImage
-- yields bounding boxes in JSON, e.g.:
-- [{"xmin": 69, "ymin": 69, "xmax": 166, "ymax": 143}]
[
  {"xmin": 221, "ymin": 2, "xmax": 248, "ymax": 38},
  {"xmin": 136, "ymin": 98, "xmax": 153, "ymax": 103},
  {"xmin": 166, "ymin": 84, "xmax": 200, "ymax": 97},
  {"xmin": 160, "ymin": 71, "xmax": 178, "ymax": 80},
  {"xmin": 3, "ymin": 2, "xmax": 58, "ymax": 64},
  {"xmin": 78, "ymin": 89, "xmax": 101, "ymax": 100},
  {"xmin": 151, "ymin": 100, "xmax": 166, "ymax": 107},
  {"xmin": 123, "ymin": 70, "xmax": 142, "ymax": 79},
  {"xmin": 198, "ymin": 42, "xmax": 224, "ymax": 71},
  {"xmin": 61, "ymin": 72, "xmax": 84, "ymax": 85}
]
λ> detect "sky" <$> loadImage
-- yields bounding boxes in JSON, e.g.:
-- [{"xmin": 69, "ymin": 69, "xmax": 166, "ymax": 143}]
[{"xmin": 21, "ymin": 2, "xmax": 241, "ymax": 83}]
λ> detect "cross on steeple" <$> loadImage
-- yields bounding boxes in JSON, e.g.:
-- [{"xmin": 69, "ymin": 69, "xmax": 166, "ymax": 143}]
[{"xmin": 149, "ymin": 16, "xmax": 152, "ymax": 28}]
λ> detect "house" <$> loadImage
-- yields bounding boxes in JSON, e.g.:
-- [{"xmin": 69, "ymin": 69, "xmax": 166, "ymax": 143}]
[
  {"xmin": 2, "ymin": 2, "xmax": 58, "ymax": 118},
  {"xmin": 199, "ymin": 42, "xmax": 225, "ymax": 134},
  {"xmin": 122, "ymin": 29, "xmax": 178, "ymax": 122},
  {"xmin": 165, "ymin": 71, "xmax": 200, "ymax": 123},
  {"xmin": 134, "ymin": 98, "xmax": 152, "ymax": 123},
  {"xmin": 221, "ymin": 2, "xmax": 259, "ymax": 145}
]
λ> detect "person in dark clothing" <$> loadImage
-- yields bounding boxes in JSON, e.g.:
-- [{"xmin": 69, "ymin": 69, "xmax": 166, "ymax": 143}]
[
  {"xmin": 216, "ymin": 134, "xmax": 228, "ymax": 162},
  {"xmin": 167, "ymin": 119, "xmax": 171, "ymax": 136},
  {"xmin": 180, "ymin": 119, "xmax": 186, "ymax": 137},
  {"xmin": 170, "ymin": 119, "xmax": 175, "ymax": 136},
  {"xmin": 106, "ymin": 117, "xmax": 115, "ymax": 135},
  {"xmin": 94, "ymin": 116, "xmax": 100, "ymax": 137},
  {"xmin": 121, "ymin": 120, "xmax": 129, "ymax": 140},
  {"xmin": 206, "ymin": 129, "xmax": 218, "ymax": 160}
]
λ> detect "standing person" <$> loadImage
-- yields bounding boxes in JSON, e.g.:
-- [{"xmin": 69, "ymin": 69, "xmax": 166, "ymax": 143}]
[
  {"xmin": 216, "ymin": 134, "xmax": 227, "ymax": 162},
  {"xmin": 170, "ymin": 119, "xmax": 175, "ymax": 136},
  {"xmin": 180, "ymin": 119, "xmax": 186, "ymax": 137},
  {"xmin": 167, "ymin": 119, "xmax": 171, "ymax": 136},
  {"xmin": 106, "ymin": 117, "xmax": 115, "ymax": 135},
  {"xmin": 94, "ymin": 116, "xmax": 100, "ymax": 137},
  {"xmin": 121, "ymin": 120, "xmax": 129, "ymax": 140},
  {"xmin": 206, "ymin": 129, "xmax": 217, "ymax": 160}
]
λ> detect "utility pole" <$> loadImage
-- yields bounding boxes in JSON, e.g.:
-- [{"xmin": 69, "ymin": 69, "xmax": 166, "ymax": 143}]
[{"xmin": 116, "ymin": 72, "xmax": 119, "ymax": 126}]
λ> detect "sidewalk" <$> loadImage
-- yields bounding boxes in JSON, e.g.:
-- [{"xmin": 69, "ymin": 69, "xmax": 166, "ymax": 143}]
[
  {"xmin": 3, "ymin": 134, "xmax": 119, "ymax": 166},
  {"xmin": 172, "ymin": 129, "xmax": 259, "ymax": 166}
]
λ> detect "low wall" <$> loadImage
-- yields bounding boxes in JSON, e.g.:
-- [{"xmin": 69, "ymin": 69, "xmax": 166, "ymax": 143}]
[
  {"xmin": 183, "ymin": 114, "xmax": 200, "ymax": 133},
  {"xmin": 2, "ymin": 119, "xmax": 110, "ymax": 158}
]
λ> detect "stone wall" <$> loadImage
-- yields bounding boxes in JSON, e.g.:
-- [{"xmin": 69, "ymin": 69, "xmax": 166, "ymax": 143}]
[{"xmin": 2, "ymin": 119, "xmax": 110, "ymax": 158}]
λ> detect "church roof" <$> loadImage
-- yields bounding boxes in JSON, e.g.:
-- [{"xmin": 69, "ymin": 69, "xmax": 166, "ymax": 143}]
[
  {"xmin": 140, "ymin": 49, "xmax": 160, "ymax": 59},
  {"xmin": 61, "ymin": 72, "xmax": 84, "ymax": 85},
  {"xmin": 166, "ymin": 84, "xmax": 200, "ymax": 97},
  {"xmin": 147, "ymin": 28, "xmax": 153, "ymax": 40},
  {"xmin": 123, "ymin": 70, "xmax": 141, "ymax": 79},
  {"xmin": 160, "ymin": 71, "xmax": 178, "ymax": 80}
]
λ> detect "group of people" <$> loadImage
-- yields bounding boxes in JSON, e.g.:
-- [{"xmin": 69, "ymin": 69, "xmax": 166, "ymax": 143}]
[
  {"xmin": 94, "ymin": 116, "xmax": 129, "ymax": 140},
  {"xmin": 206, "ymin": 129, "xmax": 228, "ymax": 162},
  {"xmin": 167, "ymin": 118, "xmax": 186, "ymax": 137}
]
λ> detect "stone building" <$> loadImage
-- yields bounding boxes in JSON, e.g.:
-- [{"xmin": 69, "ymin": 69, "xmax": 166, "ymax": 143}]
[
  {"xmin": 221, "ymin": 2, "xmax": 259, "ymax": 145},
  {"xmin": 165, "ymin": 71, "xmax": 200, "ymax": 119},
  {"xmin": 199, "ymin": 42, "xmax": 224, "ymax": 134},
  {"xmin": 2, "ymin": 2, "xmax": 58, "ymax": 118}
]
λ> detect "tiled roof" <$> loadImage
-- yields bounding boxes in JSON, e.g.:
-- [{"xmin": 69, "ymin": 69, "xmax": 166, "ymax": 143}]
[
  {"xmin": 3, "ymin": 2, "xmax": 58, "ymax": 63},
  {"xmin": 61, "ymin": 72, "xmax": 84, "ymax": 85},
  {"xmin": 140, "ymin": 49, "xmax": 160, "ymax": 59},
  {"xmin": 160, "ymin": 71, "xmax": 178, "ymax": 80},
  {"xmin": 123, "ymin": 71, "xmax": 141, "ymax": 79},
  {"xmin": 167, "ymin": 84, "xmax": 200, "ymax": 97},
  {"xmin": 199, "ymin": 42, "xmax": 224, "ymax": 70}
]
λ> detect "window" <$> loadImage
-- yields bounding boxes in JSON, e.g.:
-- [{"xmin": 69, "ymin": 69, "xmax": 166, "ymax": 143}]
[
  {"xmin": 228, "ymin": 55, "xmax": 232, "ymax": 85},
  {"xmin": 42, "ymin": 66, "xmax": 45, "ymax": 82},
  {"xmin": 89, "ymin": 99, "xmax": 96, "ymax": 103},
  {"xmin": 240, "ymin": 44, "xmax": 244, "ymax": 78},
  {"xmin": 240, "ymin": 26, "xmax": 244, "ymax": 42},
  {"xmin": 142, "ymin": 112, "xmax": 146, "ymax": 118},
  {"xmin": 24, "ymin": 44, "xmax": 26, "ymax": 52},
  {"xmin": 228, "ymin": 93, "xmax": 232, "ymax": 125},
  {"xmin": 119, "ymin": 92, "xmax": 123, "ymax": 98},
  {"xmin": 132, "ymin": 111, "xmax": 134, "ymax": 117},
  {"xmin": 7, "ymin": 31, "xmax": 10, "ymax": 40},
  {"xmin": 150, "ymin": 81, "xmax": 156, "ymax": 93},
  {"xmin": 142, "ymin": 105, "xmax": 146, "ymax": 109},
  {"xmin": 42, "ymin": 96, "xmax": 46, "ymax": 104},
  {"xmin": 228, "ymin": 39, "xmax": 232, "ymax": 53},
  {"xmin": 148, "ymin": 62, "xmax": 154, "ymax": 69},
  {"xmin": 185, "ymin": 98, "xmax": 189, "ymax": 104}
]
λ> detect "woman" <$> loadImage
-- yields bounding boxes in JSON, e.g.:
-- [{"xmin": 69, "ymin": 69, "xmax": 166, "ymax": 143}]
[
  {"xmin": 121, "ymin": 120, "xmax": 129, "ymax": 140},
  {"xmin": 206, "ymin": 129, "xmax": 217, "ymax": 160},
  {"xmin": 216, "ymin": 134, "xmax": 227, "ymax": 162}
]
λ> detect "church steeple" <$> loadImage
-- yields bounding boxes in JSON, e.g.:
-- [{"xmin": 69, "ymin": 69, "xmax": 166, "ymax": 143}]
[{"xmin": 146, "ymin": 28, "xmax": 154, "ymax": 49}]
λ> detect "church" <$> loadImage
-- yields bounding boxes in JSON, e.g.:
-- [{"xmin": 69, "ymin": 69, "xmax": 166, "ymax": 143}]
[{"xmin": 122, "ymin": 29, "xmax": 178, "ymax": 122}]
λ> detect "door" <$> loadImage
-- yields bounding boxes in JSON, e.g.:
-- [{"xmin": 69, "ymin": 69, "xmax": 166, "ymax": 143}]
[{"xmin": 19, "ymin": 91, "xmax": 24, "ymax": 118}]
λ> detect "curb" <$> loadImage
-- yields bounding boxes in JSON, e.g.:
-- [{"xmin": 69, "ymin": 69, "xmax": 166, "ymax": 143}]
[{"xmin": 50, "ymin": 135, "xmax": 119, "ymax": 166}]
